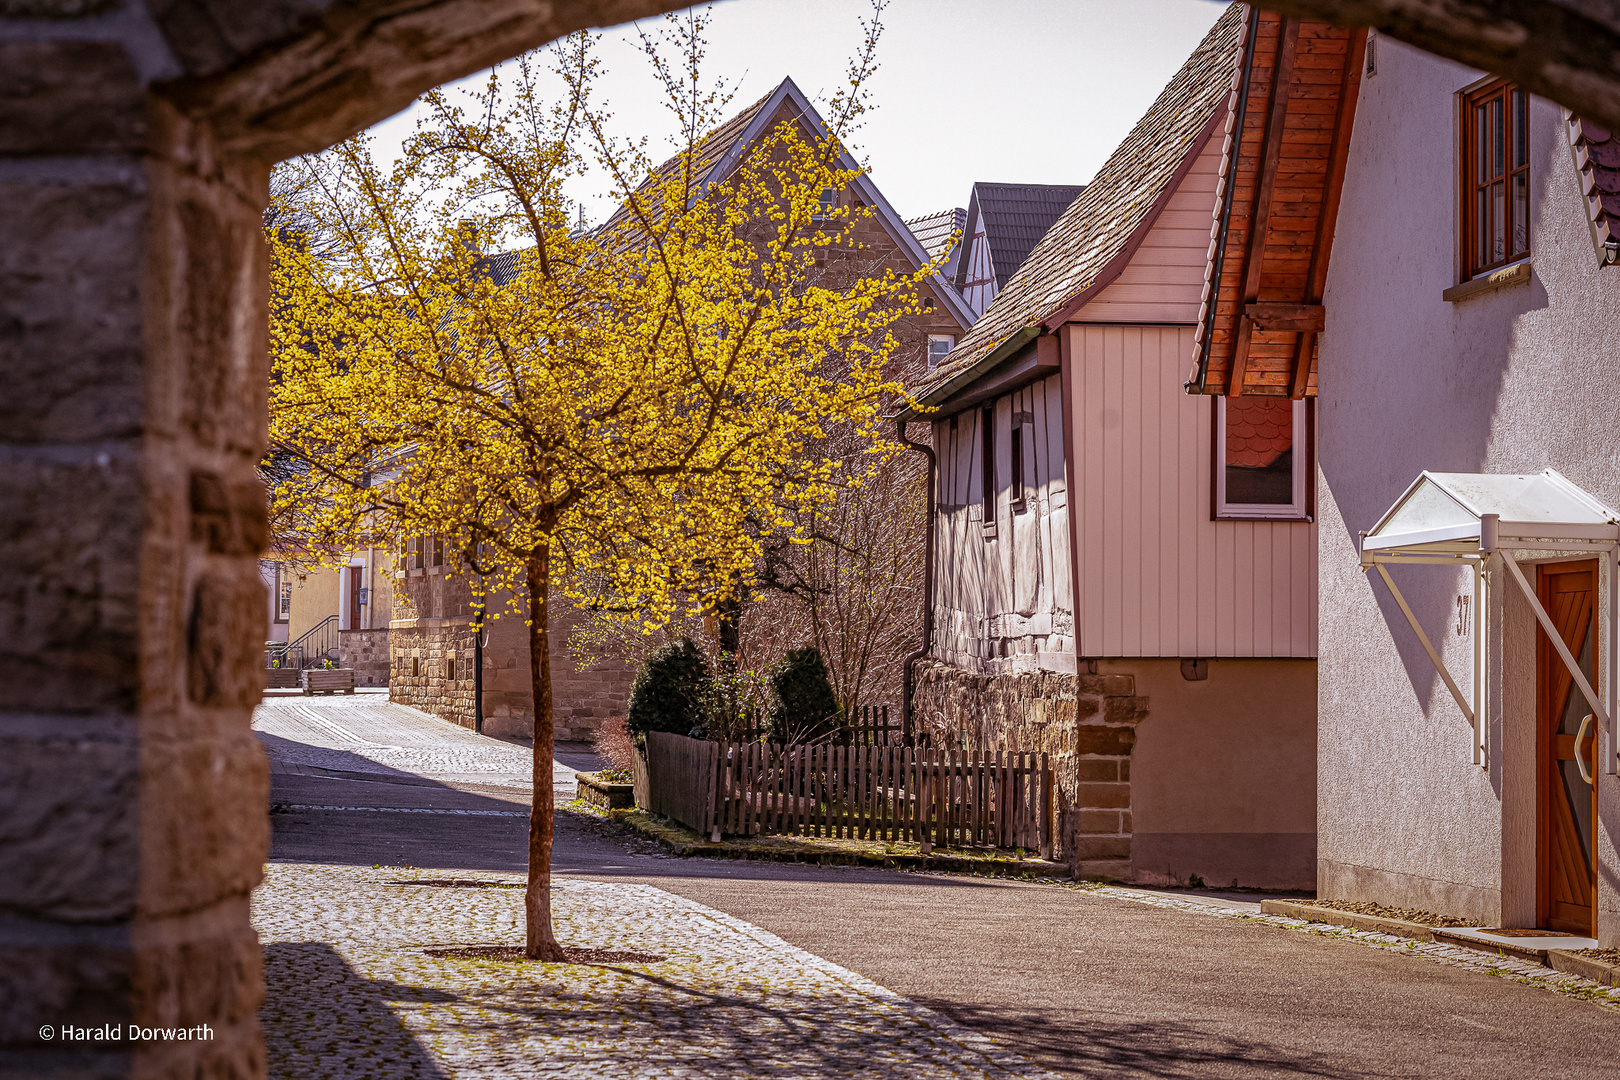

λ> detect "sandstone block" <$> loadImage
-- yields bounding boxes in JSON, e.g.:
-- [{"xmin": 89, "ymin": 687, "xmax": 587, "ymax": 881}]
[
  {"xmin": 1071, "ymin": 758, "xmax": 1119, "ymax": 783},
  {"xmin": 0, "ymin": 930, "xmax": 132, "ymax": 1044},
  {"xmin": 1069, "ymin": 835, "xmax": 1132, "ymax": 861},
  {"xmin": 0, "ymin": 42, "xmax": 145, "ymax": 154},
  {"xmin": 136, "ymin": 735, "xmax": 266, "ymax": 919},
  {"xmin": 1071, "ymin": 724, "xmax": 1135, "ymax": 756},
  {"xmin": 1073, "ymin": 810, "xmax": 1123, "ymax": 834},
  {"xmin": 0, "ymin": 730, "xmax": 138, "ymax": 921},
  {"xmin": 1072, "ymin": 782, "xmax": 1130, "ymax": 809},
  {"xmin": 186, "ymin": 568, "xmax": 267, "ymax": 709}
]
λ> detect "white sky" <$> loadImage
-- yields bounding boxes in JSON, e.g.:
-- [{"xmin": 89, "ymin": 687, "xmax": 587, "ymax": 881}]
[{"xmin": 365, "ymin": 0, "xmax": 1227, "ymax": 225}]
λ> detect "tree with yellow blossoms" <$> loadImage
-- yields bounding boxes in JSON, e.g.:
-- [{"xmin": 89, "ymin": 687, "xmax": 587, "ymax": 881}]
[{"xmin": 267, "ymin": 7, "xmax": 930, "ymax": 958}]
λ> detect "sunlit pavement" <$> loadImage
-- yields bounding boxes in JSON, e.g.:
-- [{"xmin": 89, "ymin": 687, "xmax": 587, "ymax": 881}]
[{"xmin": 256, "ymin": 696, "xmax": 1620, "ymax": 1079}]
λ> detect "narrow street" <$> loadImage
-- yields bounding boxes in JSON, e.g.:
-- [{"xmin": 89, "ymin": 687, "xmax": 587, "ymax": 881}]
[{"xmin": 257, "ymin": 696, "xmax": 1620, "ymax": 1079}]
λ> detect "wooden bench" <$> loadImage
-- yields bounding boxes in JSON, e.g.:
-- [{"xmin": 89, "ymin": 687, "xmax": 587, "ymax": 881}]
[{"xmin": 301, "ymin": 668, "xmax": 357, "ymax": 695}]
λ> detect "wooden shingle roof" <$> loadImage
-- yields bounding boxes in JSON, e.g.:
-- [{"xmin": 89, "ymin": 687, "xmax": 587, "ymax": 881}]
[
  {"xmin": 912, "ymin": 3, "xmax": 1244, "ymax": 406},
  {"xmin": 1187, "ymin": 10, "xmax": 1367, "ymax": 398}
]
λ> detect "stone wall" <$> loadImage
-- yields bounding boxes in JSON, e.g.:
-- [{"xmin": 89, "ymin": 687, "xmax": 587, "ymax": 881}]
[
  {"xmin": 910, "ymin": 659, "xmax": 1147, "ymax": 878},
  {"xmin": 338, "ymin": 628, "xmax": 390, "ymax": 687},
  {"xmin": 389, "ymin": 564, "xmax": 632, "ymax": 741}
]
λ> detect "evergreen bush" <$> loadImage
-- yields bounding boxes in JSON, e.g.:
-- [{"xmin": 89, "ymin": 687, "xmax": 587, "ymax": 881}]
[
  {"xmin": 768, "ymin": 646, "xmax": 842, "ymax": 744},
  {"xmin": 627, "ymin": 638, "xmax": 711, "ymax": 740}
]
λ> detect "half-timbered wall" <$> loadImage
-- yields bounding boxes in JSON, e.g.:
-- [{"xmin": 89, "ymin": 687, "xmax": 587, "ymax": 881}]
[
  {"xmin": 1066, "ymin": 324, "xmax": 1316, "ymax": 657},
  {"xmin": 960, "ymin": 223, "xmax": 998, "ymax": 319},
  {"xmin": 931, "ymin": 373, "xmax": 1073, "ymax": 673}
]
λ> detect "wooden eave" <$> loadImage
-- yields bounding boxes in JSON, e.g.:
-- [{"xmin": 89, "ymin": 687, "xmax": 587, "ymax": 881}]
[{"xmin": 1189, "ymin": 12, "xmax": 1367, "ymax": 398}]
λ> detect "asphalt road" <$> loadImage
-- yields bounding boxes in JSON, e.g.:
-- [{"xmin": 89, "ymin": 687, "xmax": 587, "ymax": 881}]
[{"xmin": 258, "ymin": 695, "xmax": 1620, "ymax": 1079}]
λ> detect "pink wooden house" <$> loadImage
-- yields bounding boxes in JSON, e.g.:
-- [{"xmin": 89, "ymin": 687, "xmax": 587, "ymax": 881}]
[{"xmin": 901, "ymin": 4, "xmax": 1322, "ymax": 886}]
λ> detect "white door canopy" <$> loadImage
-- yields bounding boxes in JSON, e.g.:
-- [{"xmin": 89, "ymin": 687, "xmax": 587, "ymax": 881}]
[
  {"xmin": 1360, "ymin": 470, "xmax": 1620, "ymax": 773},
  {"xmin": 1362, "ymin": 469, "xmax": 1620, "ymax": 555}
]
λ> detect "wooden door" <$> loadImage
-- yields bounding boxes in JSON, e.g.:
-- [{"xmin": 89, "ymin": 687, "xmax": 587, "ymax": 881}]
[
  {"xmin": 348, "ymin": 566, "xmax": 363, "ymax": 632},
  {"xmin": 1537, "ymin": 560, "xmax": 1599, "ymax": 935}
]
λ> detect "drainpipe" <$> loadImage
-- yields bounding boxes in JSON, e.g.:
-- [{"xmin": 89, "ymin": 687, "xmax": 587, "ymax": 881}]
[
  {"xmin": 473, "ymin": 586, "xmax": 486, "ymax": 735},
  {"xmin": 897, "ymin": 413, "xmax": 936, "ymax": 744}
]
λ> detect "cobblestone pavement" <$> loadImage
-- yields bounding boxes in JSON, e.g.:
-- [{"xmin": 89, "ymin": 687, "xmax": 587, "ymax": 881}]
[
  {"xmin": 254, "ymin": 695, "xmax": 573, "ymax": 796},
  {"xmin": 255, "ymin": 862, "xmax": 1062, "ymax": 1079}
]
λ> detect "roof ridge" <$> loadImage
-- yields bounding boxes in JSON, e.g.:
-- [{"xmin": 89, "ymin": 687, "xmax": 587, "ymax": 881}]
[{"xmin": 912, "ymin": 3, "xmax": 1244, "ymax": 404}]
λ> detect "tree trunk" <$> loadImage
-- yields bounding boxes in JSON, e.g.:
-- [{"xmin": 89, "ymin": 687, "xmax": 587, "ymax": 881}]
[{"xmin": 523, "ymin": 546, "xmax": 566, "ymax": 961}]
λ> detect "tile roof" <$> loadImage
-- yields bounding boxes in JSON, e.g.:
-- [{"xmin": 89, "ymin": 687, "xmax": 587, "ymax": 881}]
[
  {"xmin": 911, "ymin": 3, "xmax": 1244, "ymax": 405},
  {"xmin": 957, "ymin": 183, "xmax": 1086, "ymax": 293},
  {"xmin": 1568, "ymin": 114, "xmax": 1620, "ymax": 255},
  {"xmin": 906, "ymin": 207, "xmax": 966, "ymax": 264}
]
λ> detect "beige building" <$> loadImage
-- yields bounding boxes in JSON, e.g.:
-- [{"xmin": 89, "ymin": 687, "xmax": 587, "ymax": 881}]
[{"xmin": 261, "ymin": 549, "xmax": 394, "ymax": 685}]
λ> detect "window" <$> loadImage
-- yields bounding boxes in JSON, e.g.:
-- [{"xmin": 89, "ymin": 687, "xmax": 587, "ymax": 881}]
[
  {"xmin": 1010, "ymin": 425, "xmax": 1025, "ymax": 509},
  {"xmin": 813, "ymin": 187, "xmax": 838, "ymax": 220},
  {"xmin": 1462, "ymin": 80, "xmax": 1530, "ymax": 279},
  {"xmin": 1215, "ymin": 396, "xmax": 1308, "ymax": 520},
  {"xmin": 274, "ymin": 565, "xmax": 291, "ymax": 623},
  {"xmin": 980, "ymin": 406, "xmax": 996, "ymax": 533},
  {"xmin": 927, "ymin": 335, "xmax": 954, "ymax": 370}
]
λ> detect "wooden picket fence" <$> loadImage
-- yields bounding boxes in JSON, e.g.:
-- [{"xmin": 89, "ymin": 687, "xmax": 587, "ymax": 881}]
[
  {"xmin": 848, "ymin": 704, "xmax": 903, "ymax": 746},
  {"xmin": 641, "ymin": 733, "xmax": 1053, "ymax": 857}
]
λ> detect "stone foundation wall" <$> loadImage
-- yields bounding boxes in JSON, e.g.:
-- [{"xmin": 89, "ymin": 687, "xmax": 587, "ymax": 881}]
[
  {"xmin": 910, "ymin": 659, "xmax": 1148, "ymax": 878},
  {"xmin": 339, "ymin": 628, "xmax": 390, "ymax": 687},
  {"xmin": 390, "ymin": 619, "xmax": 478, "ymax": 729},
  {"xmin": 390, "ymin": 596, "xmax": 632, "ymax": 742}
]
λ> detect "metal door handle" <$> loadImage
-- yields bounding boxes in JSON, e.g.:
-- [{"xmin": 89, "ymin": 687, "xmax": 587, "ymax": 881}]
[{"xmin": 1576, "ymin": 713, "xmax": 1595, "ymax": 787}]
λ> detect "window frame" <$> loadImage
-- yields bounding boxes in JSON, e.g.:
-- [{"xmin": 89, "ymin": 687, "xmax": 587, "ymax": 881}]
[
  {"xmin": 980, "ymin": 405, "xmax": 996, "ymax": 537},
  {"xmin": 1009, "ymin": 424, "xmax": 1026, "ymax": 511},
  {"xmin": 927, "ymin": 334, "xmax": 955, "ymax": 371},
  {"xmin": 1460, "ymin": 78, "xmax": 1531, "ymax": 281},
  {"xmin": 273, "ymin": 564, "xmax": 291, "ymax": 623},
  {"xmin": 1214, "ymin": 396, "xmax": 1311, "ymax": 521}
]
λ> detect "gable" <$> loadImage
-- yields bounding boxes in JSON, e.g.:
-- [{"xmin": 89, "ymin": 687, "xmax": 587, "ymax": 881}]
[
  {"xmin": 1065, "ymin": 130, "xmax": 1224, "ymax": 324},
  {"xmin": 911, "ymin": 3, "xmax": 1244, "ymax": 408}
]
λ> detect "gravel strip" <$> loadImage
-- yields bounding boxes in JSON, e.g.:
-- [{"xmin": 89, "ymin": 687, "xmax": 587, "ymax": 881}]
[{"xmin": 1291, "ymin": 899, "xmax": 1475, "ymax": 927}]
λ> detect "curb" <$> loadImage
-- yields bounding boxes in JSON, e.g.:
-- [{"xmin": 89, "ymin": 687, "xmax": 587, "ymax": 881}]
[
  {"xmin": 1259, "ymin": 900, "xmax": 1620, "ymax": 986},
  {"xmin": 618, "ymin": 811, "xmax": 1072, "ymax": 879},
  {"xmin": 1259, "ymin": 899, "xmax": 1441, "ymax": 942}
]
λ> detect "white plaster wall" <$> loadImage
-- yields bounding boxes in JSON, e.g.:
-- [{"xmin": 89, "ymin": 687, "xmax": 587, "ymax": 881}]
[{"xmin": 1318, "ymin": 36, "xmax": 1620, "ymax": 937}]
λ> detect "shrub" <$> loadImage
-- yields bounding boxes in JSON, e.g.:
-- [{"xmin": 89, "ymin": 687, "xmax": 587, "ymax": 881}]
[
  {"xmin": 768, "ymin": 646, "xmax": 842, "ymax": 744},
  {"xmin": 593, "ymin": 715, "xmax": 636, "ymax": 773},
  {"xmin": 627, "ymin": 637, "xmax": 710, "ymax": 739}
]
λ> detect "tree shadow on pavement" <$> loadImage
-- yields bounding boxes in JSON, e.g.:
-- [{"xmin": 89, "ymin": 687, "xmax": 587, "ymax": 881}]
[
  {"xmin": 262, "ymin": 942, "xmax": 453, "ymax": 1080},
  {"xmin": 909, "ymin": 998, "xmax": 1365, "ymax": 1080}
]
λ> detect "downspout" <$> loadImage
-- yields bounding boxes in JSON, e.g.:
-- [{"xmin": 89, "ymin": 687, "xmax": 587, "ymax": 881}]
[
  {"xmin": 473, "ymin": 580, "xmax": 486, "ymax": 735},
  {"xmin": 897, "ymin": 413, "xmax": 936, "ymax": 745},
  {"xmin": 1191, "ymin": 5, "xmax": 1259, "ymax": 394}
]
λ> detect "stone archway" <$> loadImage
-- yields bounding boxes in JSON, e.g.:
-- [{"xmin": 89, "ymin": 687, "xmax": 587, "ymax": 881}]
[
  {"xmin": 2, "ymin": 4, "xmax": 683, "ymax": 1076},
  {"xmin": 5, "ymin": 1, "xmax": 1620, "ymax": 1076}
]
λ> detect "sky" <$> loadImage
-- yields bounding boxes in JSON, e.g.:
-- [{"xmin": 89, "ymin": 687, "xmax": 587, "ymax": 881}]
[{"xmin": 365, "ymin": 0, "xmax": 1227, "ymax": 226}]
